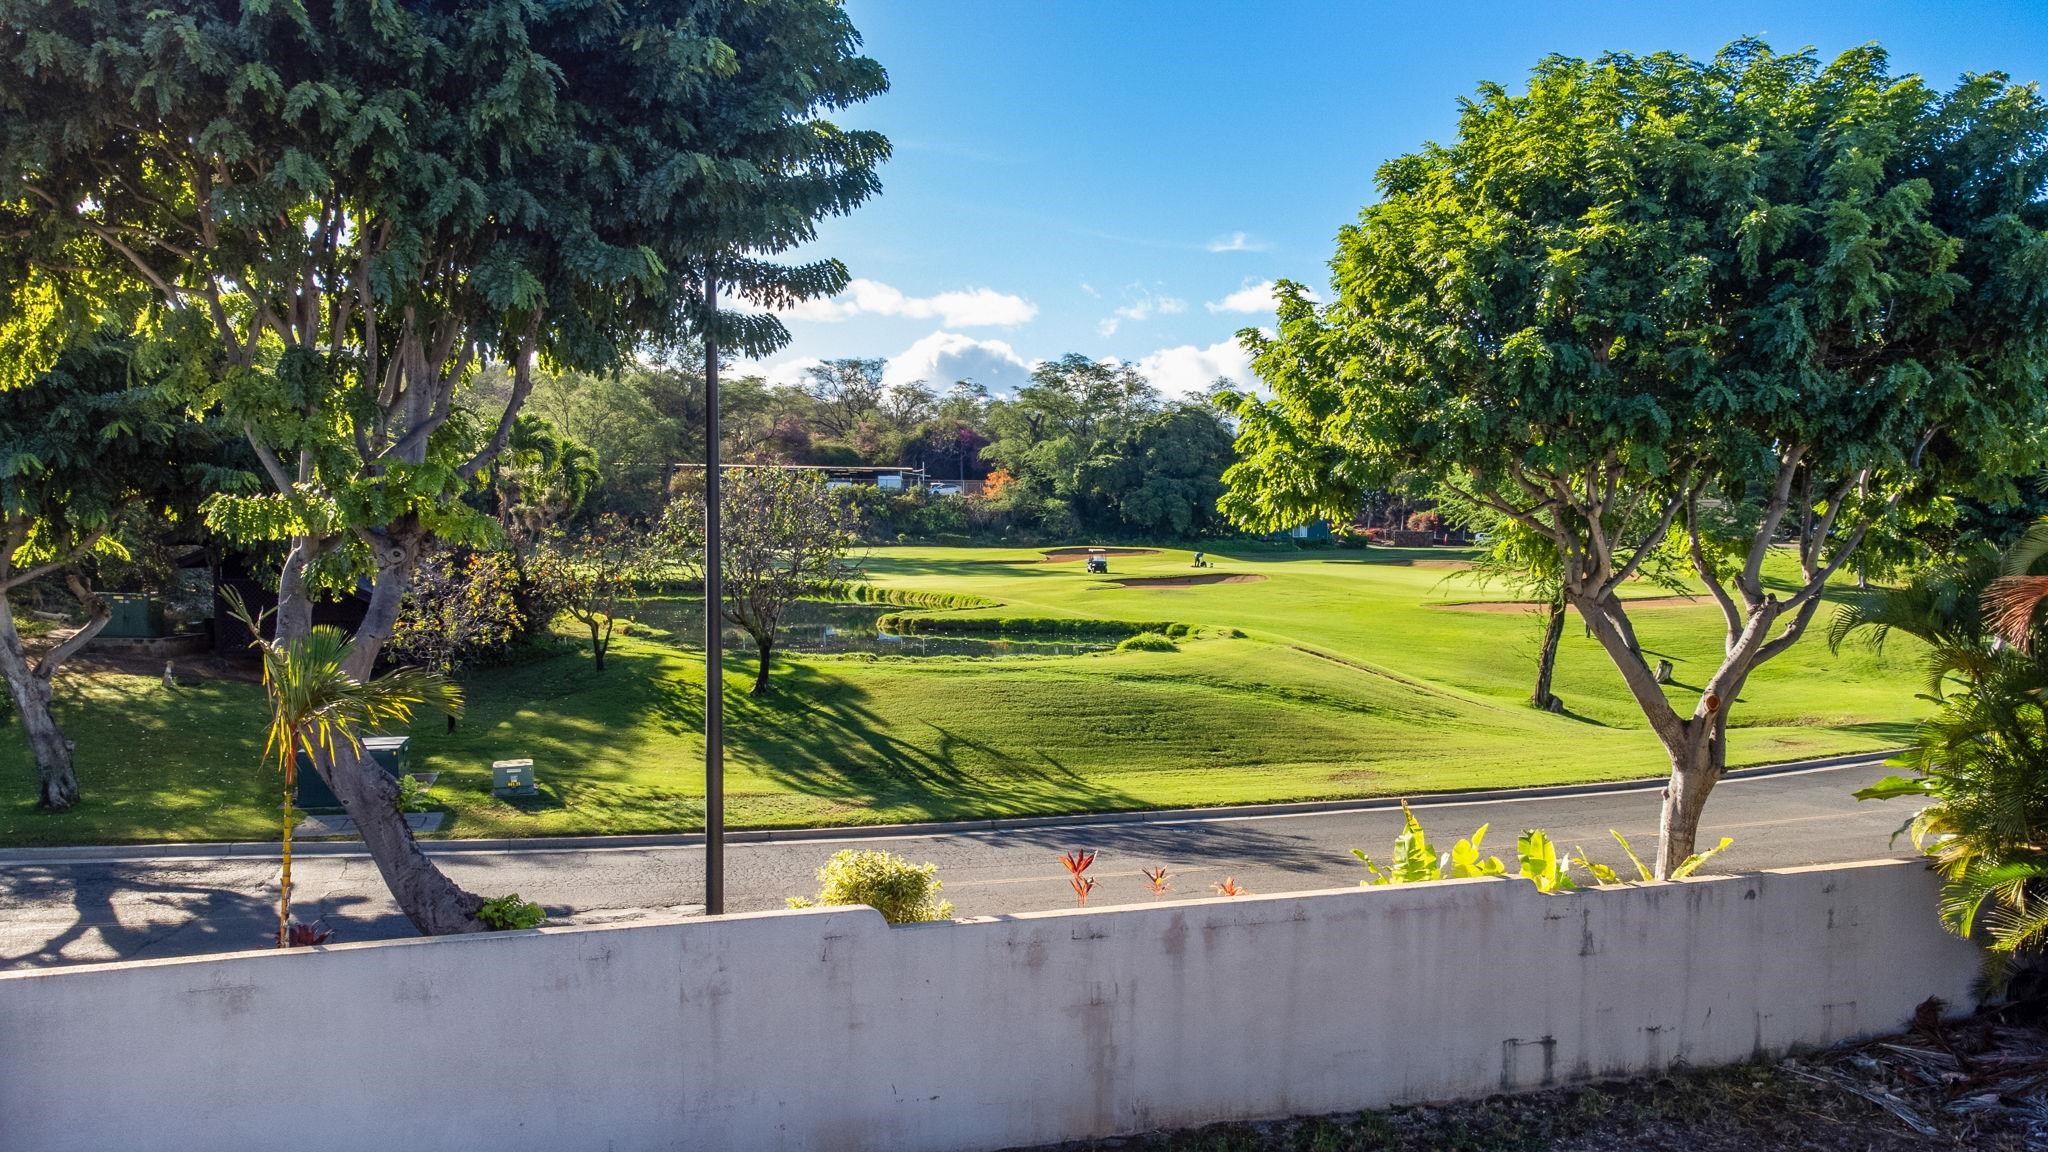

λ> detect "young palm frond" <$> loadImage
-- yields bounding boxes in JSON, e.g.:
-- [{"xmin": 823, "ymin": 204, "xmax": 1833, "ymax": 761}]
[
  {"xmin": 1983, "ymin": 518, "xmax": 2048, "ymax": 653},
  {"xmin": 1984, "ymin": 575, "xmax": 2048, "ymax": 653},
  {"xmin": 1941, "ymin": 858, "xmax": 2048, "ymax": 952},
  {"xmin": 2001, "ymin": 518, "xmax": 2048, "ymax": 577}
]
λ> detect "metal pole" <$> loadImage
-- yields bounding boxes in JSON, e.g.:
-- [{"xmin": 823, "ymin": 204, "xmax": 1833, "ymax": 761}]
[{"xmin": 703, "ymin": 266, "xmax": 725, "ymax": 916}]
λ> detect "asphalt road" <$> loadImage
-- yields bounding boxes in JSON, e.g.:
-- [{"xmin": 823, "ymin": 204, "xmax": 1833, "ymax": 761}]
[{"xmin": 0, "ymin": 759, "xmax": 1917, "ymax": 970}]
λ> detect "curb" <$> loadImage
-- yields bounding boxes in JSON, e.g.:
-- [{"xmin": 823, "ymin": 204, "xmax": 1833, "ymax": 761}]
[{"xmin": 0, "ymin": 749, "xmax": 1901, "ymax": 867}]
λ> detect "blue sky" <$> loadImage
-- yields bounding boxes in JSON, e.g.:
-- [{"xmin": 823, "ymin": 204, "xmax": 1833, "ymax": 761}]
[{"xmin": 740, "ymin": 0, "xmax": 2048, "ymax": 397}]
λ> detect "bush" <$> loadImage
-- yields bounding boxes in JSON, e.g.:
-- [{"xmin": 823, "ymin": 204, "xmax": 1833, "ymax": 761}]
[
  {"xmin": 477, "ymin": 894, "xmax": 548, "ymax": 930},
  {"xmin": 830, "ymin": 585, "xmax": 1001, "ymax": 611},
  {"xmin": 877, "ymin": 613, "xmax": 1175, "ymax": 636},
  {"xmin": 1117, "ymin": 631, "xmax": 1179, "ymax": 652},
  {"xmin": 1406, "ymin": 510, "xmax": 1443, "ymax": 534},
  {"xmin": 387, "ymin": 547, "xmax": 532, "ymax": 672},
  {"xmin": 787, "ymin": 848, "xmax": 953, "ymax": 923}
]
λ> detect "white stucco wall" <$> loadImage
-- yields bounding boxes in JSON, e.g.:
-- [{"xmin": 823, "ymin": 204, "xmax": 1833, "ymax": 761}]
[{"xmin": 0, "ymin": 859, "xmax": 1979, "ymax": 1152}]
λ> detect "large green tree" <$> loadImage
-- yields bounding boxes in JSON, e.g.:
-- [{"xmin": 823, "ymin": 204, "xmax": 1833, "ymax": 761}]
[
  {"xmin": 1078, "ymin": 402, "xmax": 1236, "ymax": 539},
  {"xmin": 2, "ymin": 0, "xmax": 887, "ymax": 931},
  {"xmin": 0, "ymin": 341, "xmax": 244, "ymax": 807},
  {"xmin": 981, "ymin": 354, "xmax": 1158, "ymax": 531},
  {"xmin": 1223, "ymin": 42, "xmax": 2048, "ymax": 875}
]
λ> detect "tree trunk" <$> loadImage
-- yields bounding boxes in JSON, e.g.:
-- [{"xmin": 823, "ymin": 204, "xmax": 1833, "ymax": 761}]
[
  {"xmin": 277, "ymin": 528, "xmax": 486, "ymax": 936},
  {"xmin": 751, "ymin": 637, "xmax": 773, "ymax": 696},
  {"xmin": 316, "ymin": 738, "xmax": 484, "ymax": 934},
  {"xmin": 0, "ymin": 654, "xmax": 75, "ymax": 809},
  {"xmin": 0, "ymin": 589, "xmax": 105, "ymax": 809},
  {"xmin": 589, "ymin": 621, "xmax": 606, "ymax": 672},
  {"xmin": 1569, "ymin": 585, "xmax": 1733, "ymax": 879},
  {"xmin": 1652, "ymin": 712, "xmax": 1728, "ymax": 877},
  {"xmin": 277, "ymin": 753, "xmax": 296, "ymax": 946},
  {"xmin": 1531, "ymin": 598, "xmax": 1565, "ymax": 712}
]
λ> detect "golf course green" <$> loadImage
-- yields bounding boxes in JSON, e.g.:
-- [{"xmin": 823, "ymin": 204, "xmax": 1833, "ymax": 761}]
[{"xmin": 0, "ymin": 543, "xmax": 1921, "ymax": 847}]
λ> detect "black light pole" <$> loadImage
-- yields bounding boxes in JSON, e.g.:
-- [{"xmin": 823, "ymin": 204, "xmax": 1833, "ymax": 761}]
[{"xmin": 703, "ymin": 264, "xmax": 725, "ymax": 916}]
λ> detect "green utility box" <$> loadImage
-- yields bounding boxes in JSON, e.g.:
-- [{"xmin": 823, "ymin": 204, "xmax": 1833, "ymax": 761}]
[
  {"xmin": 100, "ymin": 594, "xmax": 167, "ymax": 639},
  {"xmin": 294, "ymin": 736, "xmax": 410, "ymax": 812}
]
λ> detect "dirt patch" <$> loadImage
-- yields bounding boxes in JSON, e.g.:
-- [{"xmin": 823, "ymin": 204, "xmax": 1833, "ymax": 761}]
[
  {"xmin": 70, "ymin": 649, "xmax": 259, "ymax": 682},
  {"xmin": 1040, "ymin": 546, "xmax": 1162, "ymax": 562},
  {"xmin": 1429, "ymin": 595, "xmax": 1704, "ymax": 614},
  {"xmin": 1109, "ymin": 573, "xmax": 1267, "ymax": 588}
]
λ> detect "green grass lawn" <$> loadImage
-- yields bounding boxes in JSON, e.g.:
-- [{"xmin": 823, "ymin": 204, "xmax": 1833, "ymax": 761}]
[{"xmin": 0, "ymin": 542, "xmax": 1924, "ymax": 846}]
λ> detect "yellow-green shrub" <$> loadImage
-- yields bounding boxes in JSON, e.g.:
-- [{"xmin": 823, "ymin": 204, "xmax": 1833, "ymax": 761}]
[{"xmin": 788, "ymin": 848, "xmax": 954, "ymax": 923}]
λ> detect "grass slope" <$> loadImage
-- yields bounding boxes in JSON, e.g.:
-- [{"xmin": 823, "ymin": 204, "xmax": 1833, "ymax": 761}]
[{"xmin": 0, "ymin": 543, "xmax": 1921, "ymax": 846}]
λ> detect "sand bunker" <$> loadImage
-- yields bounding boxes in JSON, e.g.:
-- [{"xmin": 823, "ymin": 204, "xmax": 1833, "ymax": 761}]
[
  {"xmin": 1362, "ymin": 557, "xmax": 1472, "ymax": 569},
  {"xmin": 1429, "ymin": 595, "xmax": 1703, "ymax": 614},
  {"xmin": 1109, "ymin": 573, "xmax": 1268, "ymax": 588},
  {"xmin": 1041, "ymin": 547, "xmax": 1162, "ymax": 562}
]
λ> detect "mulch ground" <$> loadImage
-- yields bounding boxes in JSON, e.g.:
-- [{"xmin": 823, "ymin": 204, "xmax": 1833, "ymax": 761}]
[{"xmin": 1024, "ymin": 1004, "xmax": 2048, "ymax": 1152}]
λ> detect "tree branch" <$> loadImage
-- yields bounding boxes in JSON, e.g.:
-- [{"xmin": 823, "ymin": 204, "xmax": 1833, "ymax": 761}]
[
  {"xmin": 1602, "ymin": 466, "xmax": 1692, "ymax": 596},
  {"xmin": 1740, "ymin": 443, "xmax": 1806, "ymax": 600},
  {"xmin": 1570, "ymin": 590, "xmax": 1688, "ymax": 742},
  {"xmin": 1685, "ymin": 493, "xmax": 1743, "ymax": 648},
  {"xmin": 0, "ymin": 526, "xmax": 110, "ymax": 595},
  {"xmin": 35, "ymin": 570, "xmax": 111, "ymax": 679},
  {"xmin": 458, "ymin": 316, "xmax": 541, "ymax": 483},
  {"xmin": 246, "ymin": 428, "xmax": 294, "ymax": 493}
]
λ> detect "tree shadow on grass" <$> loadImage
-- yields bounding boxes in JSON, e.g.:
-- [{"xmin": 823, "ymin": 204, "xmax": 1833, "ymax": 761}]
[
  {"xmin": 1550, "ymin": 704, "xmax": 1614, "ymax": 727},
  {"xmin": 1837, "ymin": 720, "xmax": 1920, "ymax": 745},
  {"xmin": 856, "ymin": 553, "xmax": 1064, "ymax": 579},
  {"xmin": 0, "ymin": 677, "xmax": 274, "ymax": 849},
  {"xmin": 646, "ymin": 660, "xmax": 1148, "ymax": 823}
]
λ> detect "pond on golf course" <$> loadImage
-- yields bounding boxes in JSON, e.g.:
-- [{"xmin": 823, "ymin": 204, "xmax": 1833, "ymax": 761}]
[{"xmin": 624, "ymin": 599, "xmax": 1114, "ymax": 658}]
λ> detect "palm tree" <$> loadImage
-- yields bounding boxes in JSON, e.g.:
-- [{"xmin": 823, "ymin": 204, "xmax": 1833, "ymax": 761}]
[
  {"xmin": 226, "ymin": 591, "xmax": 463, "ymax": 947},
  {"xmin": 1833, "ymin": 537, "xmax": 2048, "ymax": 980}
]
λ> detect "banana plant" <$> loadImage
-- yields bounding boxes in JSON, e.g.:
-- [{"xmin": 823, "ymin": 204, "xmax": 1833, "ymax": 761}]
[
  {"xmin": 1516, "ymin": 830, "xmax": 1577, "ymax": 893},
  {"xmin": 1573, "ymin": 830, "xmax": 1734, "ymax": 885},
  {"xmin": 1355, "ymin": 806, "xmax": 1734, "ymax": 893},
  {"xmin": 1353, "ymin": 803, "xmax": 1504, "ymax": 885}
]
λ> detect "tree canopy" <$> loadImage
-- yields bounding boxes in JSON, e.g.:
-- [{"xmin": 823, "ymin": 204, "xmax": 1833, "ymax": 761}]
[
  {"xmin": 0, "ymin": 0, "xmax": 889, "ymax": 932},
  {"xmin": 0, "ymin": 339, "xmax": 248, "ymax": 806},
  {"xmin": 1223, "ymin": 40, "xmax": 2048, "ymax": 872}
]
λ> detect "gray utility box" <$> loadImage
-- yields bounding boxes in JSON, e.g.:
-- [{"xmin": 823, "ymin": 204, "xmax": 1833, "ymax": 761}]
[
  {"xmin": 294, "ymin": 736, "xmax": 410, "ymax": 812},
  {"xmin": 101, "ymin": 594, "xmax": 167, "ymax": 638}
]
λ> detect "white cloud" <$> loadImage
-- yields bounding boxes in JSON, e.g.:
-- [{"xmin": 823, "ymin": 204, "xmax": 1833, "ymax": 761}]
[
  {"xmin": 1207, "ymin": 231, "xmax": 1270, "ymax": 253},
  {"xmin": 785, "ymin": 278, "xmax": 1037, "ymax": 328},
  {"xmin": 1206, "ymin": 279, "xmax": 1321, "ymax": 315},
  {"xmin": 1135, "ymin": 336, "xmax": 1257, "ymax": 399},
  {"xmin": 1098, "ymin": 289, "xmax": 1187, "ymax": 336},
  {"xmin": 755, "ymin": 356, "xmax": 823, "ymax": 389},
  {"xmin": 883, "ymin": 330, "xmax": 1035, "ymax": 394}
]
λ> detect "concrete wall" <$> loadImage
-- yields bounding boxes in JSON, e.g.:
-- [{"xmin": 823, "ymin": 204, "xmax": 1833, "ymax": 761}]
[{"xmin": 0, "ymin": 860, "xmax": 1977, "ymax": 1152}]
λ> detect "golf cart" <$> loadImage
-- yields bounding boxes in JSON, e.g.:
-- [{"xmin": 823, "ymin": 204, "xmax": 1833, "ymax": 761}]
[{"xmin": 1086, "ymin": 554, "xmax": 1109, "ymax": 574}]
